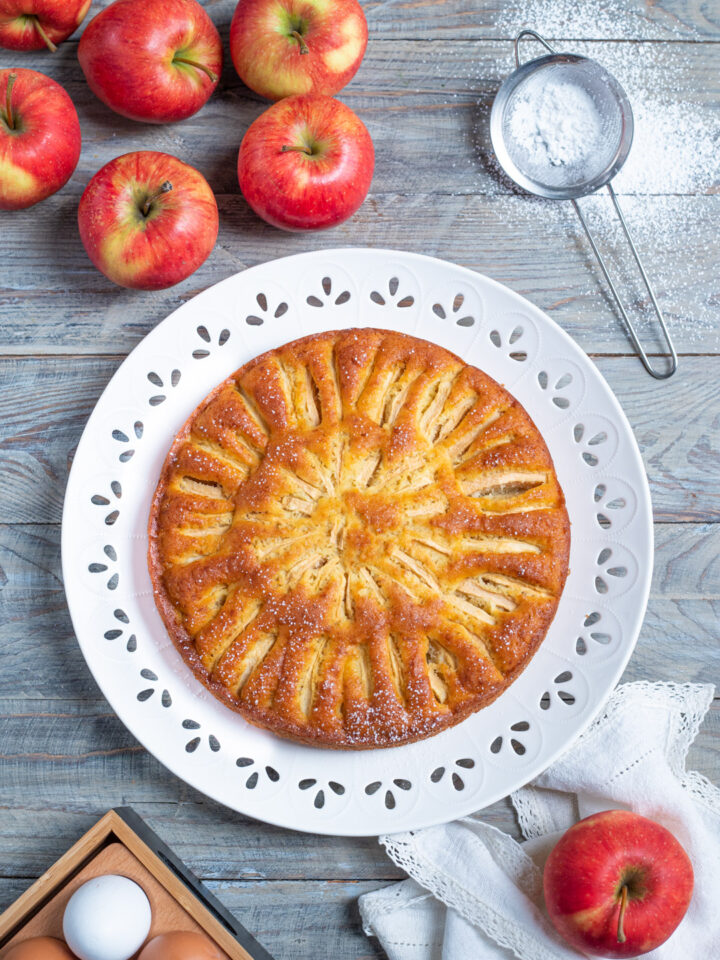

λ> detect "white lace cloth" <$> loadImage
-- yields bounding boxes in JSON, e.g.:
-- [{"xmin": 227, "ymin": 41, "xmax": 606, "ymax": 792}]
[{"xmin": 360, "ymin": 682, "xmax": 720, "ymax": 959}]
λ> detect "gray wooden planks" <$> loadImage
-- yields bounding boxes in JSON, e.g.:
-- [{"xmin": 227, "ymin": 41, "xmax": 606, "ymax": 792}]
[
  {"xmin": 358, "ymin": 0, "xmax": 720, "ymax": 41},
  {"xmin": 0, "ymin": 194, "xmax": 717, "ymax": 357},
  {"xmin": 0, "ymin": 33, "xmax": 718, "ymax": 357},
  {"xmin": 0, "ymin": 718, "xmax": 516, "ymax": 879},
  {"xmin": 0, "ymin": 702, "xmax": 717, "ymax": 880},
  {"xmin": 0, "ymin": 2, "xmax": 718, "ymax": 956},
  {"xmin": 2, "ymin": 355, "xmax": 718, "ymax": 524},
  {"xmin": 205, "ymin": 878, "xmax": 388, "ymax": 960},
  {"xmin": 2, "ymin": 39, "xmax": 717, "ymax": 197},
  {"xmin": 0, "ymin": 515, "xmax": 718, "ymax": 882},
  {"xmin": 0, "ymin": 876, "xmax": 389, "ymax": 959},
  {"xmin": 1, "ymin": 520, "xmax": 718, "ymax": 697},
  {"xmin": 2, "ymin": 0, "xmax": 718, "ymax": 43}
]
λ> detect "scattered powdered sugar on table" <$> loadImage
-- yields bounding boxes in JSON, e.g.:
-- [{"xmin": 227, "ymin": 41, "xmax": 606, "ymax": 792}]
[
  {"xmin": 431, "ymin": 38, "xmax": 719, "ymax": 347},
  {"xmin": 433, "ymin": 40, "xmax": 719, "ymax": 197},
  {"xmin": 506, "ymin": 77, "xmax": 604, "ymax": 169},
  {"xmin": 496, "ymin": 0, "xmax": 695, "ymax": 40},
  {"xmin": 574, "ymin": 43, "xmax": 720, "ymax": 196},
  {"xmin": 557, "ymin": 45, "xmax": 719, "ymax": 348}
]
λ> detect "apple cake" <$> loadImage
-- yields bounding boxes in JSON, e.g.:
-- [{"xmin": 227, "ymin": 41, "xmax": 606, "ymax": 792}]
[{"xmin": 148, "ymin": 328, "xmax": 570, "ymax": 749}]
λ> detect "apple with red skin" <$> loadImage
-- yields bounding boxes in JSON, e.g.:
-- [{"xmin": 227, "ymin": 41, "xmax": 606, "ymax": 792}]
[
  {"xmin": 78, "ymin": 151, "xmax": 218, "ymax": 290},
  {"xmin": 238, "ymin": 95, "xmax": 373, "ymax": 231},
  {"xmin": 230, "ymin": 0, "xmax": 367, "ymax": 101},
  {"xmin": 0, "ymin": 0, "xmax": 90, "ymax": 52},
  {"xmin": 78, "ymin": 0, "xmax": 222, "ymax": 124},
  {"xmin": 544, "ymin": 810, "xmax": 693, "ymax": 957},
  {"xmin": 0, "ymin": 67, "xmax": 81, "ymax": 210}
]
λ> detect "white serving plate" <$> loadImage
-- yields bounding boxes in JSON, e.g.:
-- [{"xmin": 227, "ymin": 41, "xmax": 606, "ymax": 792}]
[{"xmin": 62, "ymin": 248, "xmax": 652, "ymax": 835}]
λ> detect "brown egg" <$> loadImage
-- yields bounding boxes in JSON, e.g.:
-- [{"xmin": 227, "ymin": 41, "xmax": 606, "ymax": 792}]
[
  {"xmin": 2, "ymin": 937, "xmax": 76, "ymax": 960},
  {"xmin": 138, "ymin": 931, "xmax": 226, "ymax": 960}
]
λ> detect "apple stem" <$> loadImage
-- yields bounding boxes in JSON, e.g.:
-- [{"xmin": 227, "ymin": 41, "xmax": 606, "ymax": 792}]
[
  {"xmin": 4, "ymin": 73, "xmax": 17, "ymax": 130},
  {"xmin": 291, "ymin": 30, "xmax": 309, "ymax": 54},
  {"xmin": 142, "ymin": 181, "xmax": 173, "ymax": 217},
  {"xmin": 32, "ymin": 16, "xmax": 57, "ymax": 53},
  {"xmin": 172, "ymin": 56, "xmax": 217, "ymax": 83},
  {"xmin": 281, "ymin": 144, "xmax": 313, "ymax": 156},
  {"xmin": 617, "ymin": 884, "xmax": 629, "ymax": 944}
]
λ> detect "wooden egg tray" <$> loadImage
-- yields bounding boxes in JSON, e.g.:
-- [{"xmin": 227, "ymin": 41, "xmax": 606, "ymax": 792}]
[{"xmin": 0, "ymin": 808, "xmax": 274, "ymax": 960}]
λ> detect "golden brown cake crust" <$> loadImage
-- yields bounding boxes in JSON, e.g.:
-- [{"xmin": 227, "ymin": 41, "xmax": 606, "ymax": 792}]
[{"xmin": 148, "ymin": 329, "xmax": 570, "ymax": 749}]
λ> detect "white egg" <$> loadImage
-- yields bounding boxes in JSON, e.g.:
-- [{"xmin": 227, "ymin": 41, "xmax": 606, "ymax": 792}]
[{"xmin": 63, "ymin": 874, "xmax": 152, "ymax": 960}]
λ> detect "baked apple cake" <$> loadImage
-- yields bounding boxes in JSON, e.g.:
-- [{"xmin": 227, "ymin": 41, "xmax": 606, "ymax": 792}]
[{"xmin": 148, "ymin": 329, "xmax": 570, "ymax": 749}]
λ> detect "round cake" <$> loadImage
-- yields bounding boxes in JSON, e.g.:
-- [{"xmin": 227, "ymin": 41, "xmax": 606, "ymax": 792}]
[{"xmin": 148, "ymin": 328, "xmax": 570, "ymax": 748}]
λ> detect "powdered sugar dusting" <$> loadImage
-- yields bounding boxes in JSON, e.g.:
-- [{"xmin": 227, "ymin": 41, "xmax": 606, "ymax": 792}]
[
  {"xmin": 368, "ymin": 31, "xmax": 718, "ymax": 346},
  {"xmin": 462, "ymin": 192, "xmax": 720, "ymax": 348},
  {"xmin": 497, "ymin": 0, "xmax": 695, "ymax": 41},
  {"xmin": 567, "ymin": 194, "xmax": 720, "ymax": 348},
  {"xmin": 477, "ymin": 41, "xmax": 720, "ymax": 197},
  {"xmin": 506, "ymin": 77, "xmax": 605, "ymax": 170},
  {"xmin": 446, "ymin": 39, "xmax": 719, "ymax": 347},
  {"xmin": 570, "ymin": 43, "xmax": 720, "ymax": 196}
]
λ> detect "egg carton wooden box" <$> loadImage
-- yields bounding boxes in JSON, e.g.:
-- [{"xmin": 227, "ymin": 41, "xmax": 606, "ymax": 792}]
[{"xmin": 0, "ymin": 807, "xmax": 275, "ymax": 960}]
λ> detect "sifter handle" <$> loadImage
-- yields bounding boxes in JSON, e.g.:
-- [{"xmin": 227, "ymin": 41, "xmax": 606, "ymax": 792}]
[
  {"xmin": 514, "ymin": 29, "xmax": 556, "ymax": 67},
  {"xmin": 572, "ymin": 184, "xmax": 678, "ymax": 379}
]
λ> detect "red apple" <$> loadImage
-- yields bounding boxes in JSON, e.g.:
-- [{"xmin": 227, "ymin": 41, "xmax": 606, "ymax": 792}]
[
  {"xmin": 78, "ymin": 151, "xmax": 218, "ymax": 290},
  {"xmin": 0, "ymin": 0, "xmax": 90, "ymax": 52},
  {"xmin": 230, "ymin": 0, "xmax": 367, "ymax": 101},
  {"xmin": 0, "ymin": 67, "xmax": 81, "ymax": 210},
  {"xmin": 78, "ymin": 0, "xmax": 222, "ymax": 124},
  {"xmin": 238, "ymin": 94, "xmax": 373, "ymax": 231},
  {"xmin": 544, "ymin": 810, "xmax": 694, "ymax": 957}
]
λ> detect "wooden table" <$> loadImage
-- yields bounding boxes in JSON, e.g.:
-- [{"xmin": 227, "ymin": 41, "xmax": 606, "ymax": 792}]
[{"xmin": 1, "ymin": 2, "xmax": 718, "ymax": 956}]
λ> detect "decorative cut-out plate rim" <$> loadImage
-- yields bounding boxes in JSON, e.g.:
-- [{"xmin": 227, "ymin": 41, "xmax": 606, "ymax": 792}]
[{"xmin": 62, "ymin": 247, "xmax": 653, "ymax": 836}]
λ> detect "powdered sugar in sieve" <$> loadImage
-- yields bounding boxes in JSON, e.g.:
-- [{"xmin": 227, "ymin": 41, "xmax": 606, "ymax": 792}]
[
  {"xmin": 503, "ymin": 62, "xmax": 624, "ymax": 191},
  {"xmin": 490, "ymin": 30, "xmax": 677, "ymax": 379}
]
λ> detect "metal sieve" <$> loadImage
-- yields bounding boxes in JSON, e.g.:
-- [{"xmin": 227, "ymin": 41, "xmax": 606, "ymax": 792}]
[{"xmin": 491, "ymin": 30, "xmax": 677, "ymax": 379}]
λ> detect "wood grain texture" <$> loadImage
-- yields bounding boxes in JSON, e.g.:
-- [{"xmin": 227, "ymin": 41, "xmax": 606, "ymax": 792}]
[
  {"xmin": 1, "ymin": 842, "xmax": 237, "ymax": 958},
  {"xmin": 0, "ymin": 194, "xmax": 718, "ymax": 357},
  {"xmin": 0, "ymin": 702, "xmax": 717, "ymax": 882},
  {"xmin": 2, "ymin": 39, "xmax": 718, "ymax": 197},
  {"xmin": 2, "ymin": 355, "xmax": 718, "ymax": 524},
  {"xmin": 1, "ymin": 519, "xmax": 718, "ymax": 698},
  {"xmin": 0, "ymin": 877, "xmax": 389, "ymax": 960},
  {"xmin": 0, "ymin": 33, "xmax": 718, "ymax": 357},
  {"xmin": 0, "ymin": 800, "xmax": 407, "ymax": 882},
  {"xmin": 4, "ymin": 0, "xmax": 719, "ymax": 44},
  {"xmin": 358, "ymin": 0, "xmax": 720, "ymax": 41},
  {"xmin": 1, "ymin": 2, "xmax": 718, "ymax": 956},
  {"xmin": 0, "ymin": 516, "xmax": 717, "ymax": 884}
]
